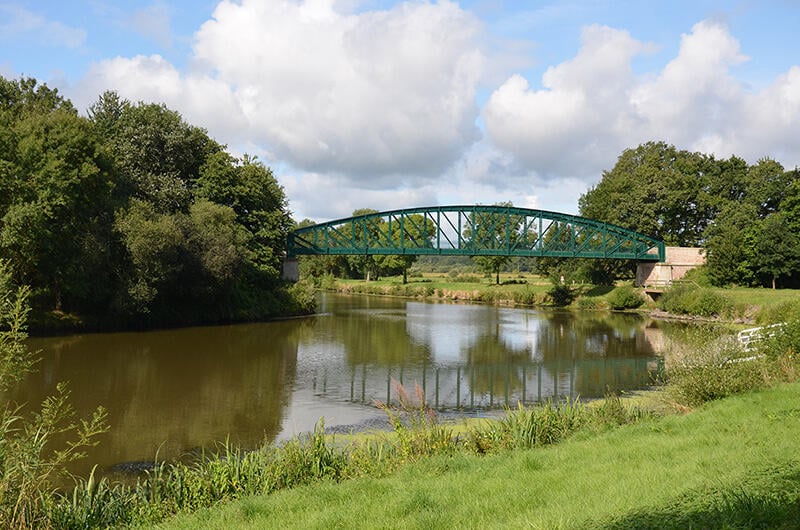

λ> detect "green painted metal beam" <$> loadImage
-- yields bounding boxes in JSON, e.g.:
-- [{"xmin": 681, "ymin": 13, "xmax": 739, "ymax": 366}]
[{"xmin": 287, "ymin": 205, "xmax": 665, "ymax": 262}]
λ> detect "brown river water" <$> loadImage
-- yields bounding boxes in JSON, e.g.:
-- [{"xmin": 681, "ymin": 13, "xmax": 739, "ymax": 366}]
[{"xmin": 16, "ymin": 292, "xmax": 687, "ymax": 479}]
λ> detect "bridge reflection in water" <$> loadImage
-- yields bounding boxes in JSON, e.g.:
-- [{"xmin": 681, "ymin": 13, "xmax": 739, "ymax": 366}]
[
  {"xmin": 310, "ymin": 357, "xmax": 662, "ymax": 410},
  {"xmin": 298, "ymin": 293, "xmax": 669, "ymax": 412}
]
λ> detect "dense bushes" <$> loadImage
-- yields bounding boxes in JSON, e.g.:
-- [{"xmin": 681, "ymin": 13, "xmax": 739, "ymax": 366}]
[
  {"xmin": 658, "ymin": 284, "xmax": 734, "ymax": 318},
  {"xmin": 664, "ymin": 321, "xmax": 800, "ymax": 407},
  {"xmin": 607, "ymin": 285, "xmax": 644, "ymax": 310}
]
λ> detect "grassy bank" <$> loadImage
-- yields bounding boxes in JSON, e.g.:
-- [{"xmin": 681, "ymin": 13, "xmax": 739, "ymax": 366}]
[
  {"xmin": 158, "ymin": 382, "xmax": 800, "ymax": 529},
  {"xmin": 328, "ymin": 273, "xmax": 800, "ymax": 323},
  {"xmin": 331, "ymin": 273, "xmax": 594, "ymax": 307}
]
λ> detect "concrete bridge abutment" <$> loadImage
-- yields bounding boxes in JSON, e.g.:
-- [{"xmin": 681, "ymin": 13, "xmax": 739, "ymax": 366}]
[{"xmin": 636, "ymin": 246, "xmax": 705, "ymax": 288}]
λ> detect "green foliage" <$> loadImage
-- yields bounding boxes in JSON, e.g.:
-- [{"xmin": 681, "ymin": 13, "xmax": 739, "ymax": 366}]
[
  {"xmin": 679, "ymin": 264, "xmax": 713, "ymax": 287},
  {"xmin": 665, "ymin": 336, "xmax": 767, "ymax": 407},
  {"xmin": 547, "ymin": 277, "xmax": 574, "ymax": 307},
  {"xmin": 0, "ymin": 262, "xmax": 34, "ymax": 391},
  {"xmin": 579, "ymin": 141, "xmax": 720, "ymax": 246},
  {"xmin": 607, "ymin": 285, "xmax": 645, "ymax": 310},
  {"xmin": 155, "ymin": 385, "xmax": 800, "ymax": 529},
  {"xmin": 582, "ymin": 142, "xmax": 800, "ymax": 288},
  {"xmin": 756, "ymin": 300, "xmax": 800, "ymax": 325},
  {"xmin": 664, "ymin": 322, "xmax": 800, "ymax": 408},
  {"xmin": 758, "ymin": 320, "xmax": 800, "ymax": 367},
  {"xmin": 0, "ymin": 262, "xmax": 109, "ymax": 529},
  {"xmin": 376, "ymin": 382, "xmax": 457, "ymax": 461},
  {"xmin": 0, "ymin": 77, "xmax": 307, "ymax": 329},
  {"xmin": 658, "ymin": 284, "xmax": 734, "ymax": 318},
  {"xmin": 463, "ymin": 202, "xmax": 521, "ymax": 285},
  {"xmin": 465, "ymin": 399, "xmax": 589, "ymax": 453}
]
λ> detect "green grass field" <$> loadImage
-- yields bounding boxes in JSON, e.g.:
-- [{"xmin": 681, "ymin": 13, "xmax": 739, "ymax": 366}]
[{"xmin": 158, "ymin": 383, "xmax": 800, "ymax": 529}]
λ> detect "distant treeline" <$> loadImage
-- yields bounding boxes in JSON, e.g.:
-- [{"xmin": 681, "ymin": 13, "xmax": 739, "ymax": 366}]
[{"xmin": 0, "ymin": 76, "xmax": 313, "ymax": 331}]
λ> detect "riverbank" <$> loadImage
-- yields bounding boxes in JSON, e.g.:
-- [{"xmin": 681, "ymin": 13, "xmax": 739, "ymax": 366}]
[
  {"xmin": 21, "ymin": 314, "xmax": 800, "ymax": 527},
  {"xmin": 158, "ymin": 382, "xmax": 800, "ymax": 529},
  {"xmin": 328, "ymin": 275, "xmax": 800, "ymax": 325}
]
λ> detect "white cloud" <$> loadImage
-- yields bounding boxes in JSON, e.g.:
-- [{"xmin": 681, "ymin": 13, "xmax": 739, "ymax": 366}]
[
  {"xmin": 78, "ymin": 0, "xmax": 485, "ymax": 186},
  {"xmin": 79, "ymin": 54, "xmax": 248, "ymax": 142},
  {"xmin": 484, "ymin": 19, "xmax": 800, "ymax": 180},
  {"xmin": 71, "ymin": 9, "xmax": 800, "ymax": 220},
  {"xmin": 631, "ymin": 19, "xmax": 748, "ymax": 148},
  {"xmin": 484, "ymin": 24, "xmax": 654, "ymax": 179},
  {"xmin": 0, "ymin": 4, "xmax": 86, "ymax": 48},
  {"xmin": 281, "ymin": 172, "xmax": 440, "ymax": 222}
]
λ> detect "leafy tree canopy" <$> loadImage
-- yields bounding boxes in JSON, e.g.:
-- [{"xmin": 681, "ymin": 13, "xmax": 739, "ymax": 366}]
[{"xmin": 0, "ymin": 77, "xmax": 306, "ymax": 329}]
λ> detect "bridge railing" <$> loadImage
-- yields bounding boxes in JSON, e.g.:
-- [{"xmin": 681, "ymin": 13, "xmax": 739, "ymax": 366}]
[{"xmin": 288, "ymin": 205, "xmax": 665, "ymax": 261}]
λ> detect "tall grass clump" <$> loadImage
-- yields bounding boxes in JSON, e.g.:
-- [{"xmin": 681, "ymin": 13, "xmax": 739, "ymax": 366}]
[
  {"xmin": 464, "ymin": 399, "xmax": 589, "ymax": 453},
  {"xmin": 756, "ymin": 299, "xmax": 800, "ymax": 325},
  {"xmin": 375, "ymin": 381, "xmax": 457, "ymax": 462},
  {"xmin": 757, "ymin": 319, "xmax": 800, "ymax": 382}
]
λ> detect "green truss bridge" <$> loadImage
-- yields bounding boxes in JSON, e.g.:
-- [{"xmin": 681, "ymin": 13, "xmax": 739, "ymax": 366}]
[{"xmin": 286, "ymin": 205, "xmax": 665, "ymax": 263}]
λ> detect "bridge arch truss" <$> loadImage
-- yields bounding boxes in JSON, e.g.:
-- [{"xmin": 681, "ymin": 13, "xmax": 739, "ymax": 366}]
[{"xmin": 288, "ymin": 205, "xmax": 665, "ymax": 261}]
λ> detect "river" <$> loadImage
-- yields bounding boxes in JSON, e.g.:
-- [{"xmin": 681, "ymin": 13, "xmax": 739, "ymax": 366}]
[{"xmin": 16, "ymin": 292, "xmax": 683, "ymax": 479}]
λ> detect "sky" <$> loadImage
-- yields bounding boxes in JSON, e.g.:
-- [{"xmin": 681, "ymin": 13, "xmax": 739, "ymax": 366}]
[{"xmin": 2, "ymin": 0, "xmax": 800, "ymax": 222}]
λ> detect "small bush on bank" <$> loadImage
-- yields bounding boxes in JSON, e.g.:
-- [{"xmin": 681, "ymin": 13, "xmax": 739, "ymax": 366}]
[
  {"xmin": 607, "ymin": 285, "xmax": 645, "ymax": 310},
  {"xmin": 548, "ymin": 278, "xmax": 574, "ymax": 307},
  {"xmin": 658, "ymin": 285, "xmax": 733, "ymax": 318},
  {"xmin": 666, "ymin": 336, "xmax": 768, "ymax": 407},
  {"xmin": 664, "ymin": 321, "xmax": 800, "ymax": 408},
  {"xmin": 576, "ymin": 297, "xmax": 599, "ymax": 310}
]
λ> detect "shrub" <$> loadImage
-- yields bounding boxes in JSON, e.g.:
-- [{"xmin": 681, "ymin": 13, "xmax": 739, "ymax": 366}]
[
  {"xmin": 688, "ymin": 288, "xmax": 734, "ymax": 318},
  {"xmin": 0, "ymin": 262, "xmax": 109, "ymax": 529},
  {"xmin": 547, "ymin": 278, "xmax": 574, "ymax": 307},
  {"xmin": 665, "ymin": 335, "xmax": 767, "ymax": 407},
  {"xmin": 513, "ymin": 287, "xmax": 537, "ymax": 306},
  {"xmin": 658, "ymin": 285, "xmax": 733, "ymax": 318},
  {"xmin": 607, "ymin": 285, "xmax": 645, "ymax": 310}
]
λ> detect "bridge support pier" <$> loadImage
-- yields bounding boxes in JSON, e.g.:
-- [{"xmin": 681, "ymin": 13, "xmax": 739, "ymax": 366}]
[
  {"xmin": 635, "ymin": 246, "xmax": 705, "ymax": 287},
  {"xmin": 282, "ymin": 258, "xmax": 299, "ymax": 282}
]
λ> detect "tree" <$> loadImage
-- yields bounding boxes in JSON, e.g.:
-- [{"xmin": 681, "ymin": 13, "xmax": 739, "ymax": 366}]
[
  {"xmin": 579, "ymin": 141, "xmax": 720, "ymax": 246},
  {"xmin": 463, "ymin": 203, "xmax": 521, "ymax": 284},
  {"xmin": 0, "ymin": 81, "xmax": 114, "ymax": 311},
  {"xmin": 751, "ymin": 212, "xmax": 800, "ymax": 289},
  {"xmin": 0, "ymin": 77, "xmax": 308, "ymax": 327},
  {"xmin": 96, "ymin": 96, "xmax": 222, "ymax": 213},
  {"xmin": 703, "ymin": 202, "xmax": 758, "ymax": 286},
  {"xmin": 197, "ymin": 153, "xmax": 292, "ymax": 280}
]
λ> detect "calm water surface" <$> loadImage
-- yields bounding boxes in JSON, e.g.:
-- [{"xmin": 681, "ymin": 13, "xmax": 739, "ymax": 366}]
[{"xmin": 18, "ymin": 293, "xmax": 682, "ymax": 476}]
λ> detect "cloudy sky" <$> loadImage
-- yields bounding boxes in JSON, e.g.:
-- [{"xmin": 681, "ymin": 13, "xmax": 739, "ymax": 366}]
[{"xmin": 2, "ymin": 1, "xmax": 799, "ymax": 222}]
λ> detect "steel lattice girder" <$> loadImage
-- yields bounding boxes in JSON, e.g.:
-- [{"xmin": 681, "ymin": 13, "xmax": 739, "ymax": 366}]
[{"xmin": 287, "ymin": 205, "xmax": 665, "ymax": 261}]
